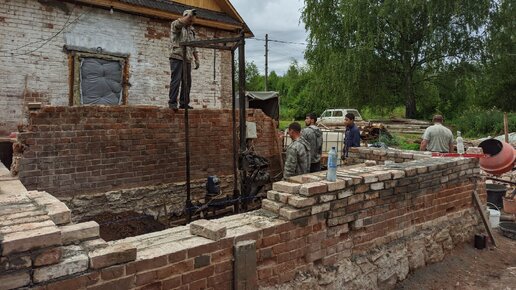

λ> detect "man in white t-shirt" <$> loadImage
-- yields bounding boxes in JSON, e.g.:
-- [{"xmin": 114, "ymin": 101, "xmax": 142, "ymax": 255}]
[{"xmin": 420, "ymin": 115, "xmax": 454, "ymax": 153}]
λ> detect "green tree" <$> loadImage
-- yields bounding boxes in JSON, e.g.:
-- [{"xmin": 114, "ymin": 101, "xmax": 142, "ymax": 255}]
[
  {"xmin": 479, "ymin": 0, "xmax": 516, "ymax": 112},
  {"xmin": 302, "ymin": 0, "xmax": 492, "ymax": 118}
]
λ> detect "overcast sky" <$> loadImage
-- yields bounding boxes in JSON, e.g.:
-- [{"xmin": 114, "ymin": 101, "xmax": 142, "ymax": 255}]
[{"xmin": 231, "ymin": 0, "xmax": 308, "ymax": 75}]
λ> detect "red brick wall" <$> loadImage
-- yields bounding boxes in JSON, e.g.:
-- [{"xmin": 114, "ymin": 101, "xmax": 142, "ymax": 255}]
[
  {"xmin": 16, "ymin": 106, "xmax": 280, "ymax": 197},
  {"xmin": 36, "ymin": 177, "xmax": 484, "ymax": 290}
]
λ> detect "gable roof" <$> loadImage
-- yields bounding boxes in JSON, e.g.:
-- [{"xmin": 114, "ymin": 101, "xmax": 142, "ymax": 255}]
[{"xmin": 74, "ymin": 0, "xmax": 253, "ymax": 36}]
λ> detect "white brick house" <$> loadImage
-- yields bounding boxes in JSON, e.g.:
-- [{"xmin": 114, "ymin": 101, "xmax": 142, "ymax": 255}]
[{"xmin": 0, "ymin": 0, "xmax": 252, "ymax": 135}]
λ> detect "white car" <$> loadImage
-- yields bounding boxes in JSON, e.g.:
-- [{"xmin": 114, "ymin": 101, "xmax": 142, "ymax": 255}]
[{"xmin": 317, "ymin": 109, "xmax": 363, "ymax": 127}]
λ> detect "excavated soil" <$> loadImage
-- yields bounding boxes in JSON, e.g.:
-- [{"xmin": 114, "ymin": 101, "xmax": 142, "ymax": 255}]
[
  {"xmin": 396, "ymin": 231, "xmax": 516, "ymax": 290},
  {"xmin": 86, "ymin": 211, "xmax": 166, "ymax": 241}
]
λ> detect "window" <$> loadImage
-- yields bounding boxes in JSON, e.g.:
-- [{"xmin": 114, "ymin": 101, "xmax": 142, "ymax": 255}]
[
  {"xmin": 321, "ymin": 110, "xmax": 332, "ymax": 118},
  {"xmin": 333, "ymin": 111, "xmax": 343, "ymax": 117},
  {"xmin": 67, "ymin": 48, "xmax": 129, "ymax": 106}
]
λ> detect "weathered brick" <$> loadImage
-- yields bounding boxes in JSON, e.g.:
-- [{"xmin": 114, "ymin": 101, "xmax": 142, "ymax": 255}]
[
  {"xmin": 338, "ymin": 188, "xmax": 354, "ymax": 199},
  {"xmin": 33, "ymin": 251, "xmax": 89, "ymax": 283},
  {"xmin": 299, "ymin": 182, "xmax": 328, "ymax": 196},
  {"xmin": 34, "ymin": 247, "xmax": 63, "ymax": 267},
  {"xmin": 272, "ymin": 181, "xmax": 301, "ymax": 194},
  {"xmin": 370, "ymin": 182, "xmax": 385, "ymax": 191},
  {"xmin": 311, "ymin": 203, "xmax": 331, "ymax": 215},
  {"xmin": 1, "ymin": 226, "xmax": 61, "ymax": 255},
  {"xmin": 190, "ymin": 219, "xmax": 226, "ymax": 241},
  {"xmin": 45, "ymin": 202, "xmax": 71, "ymax": 225},
  {"xmin": 279, "ymin": 206, "xmax": 311, "ymax": 220},
  {"xmin": 0, "ymin": 255, "xmax": 31, "ymax": 272},
  {"xmin": 89, "ymin": 243, "xmax": 137, "ymax": 269},
  {"xmin": 322, "ymin": 179, "xmax": 347, "ymax": 191},
  {"xmin": 60, "ymin": 221, "xmax": 99, "ymax": 245},
  {"xmin": 262, "ymin": 199, "xmax": 284, "ymax": 214},
  {"xmin": 287, "ymin": 195, "xmax": 316, "ymax": 208},
  {"xmin": 266, "ymin": 190, "xmax": 291, "ymax": 203},
  {"xmin": 0, "ymin": 271, "xmax": 30, "ymax": 289}
]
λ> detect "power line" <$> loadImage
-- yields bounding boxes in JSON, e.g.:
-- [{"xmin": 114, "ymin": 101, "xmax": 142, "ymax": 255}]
[
  {"xmin": 250, "ymin": 37, "xmax": 307, "ymax": 46},
  {"xmin": 0, "ymin": 6, "xmax": 91, "ymax": 57}
]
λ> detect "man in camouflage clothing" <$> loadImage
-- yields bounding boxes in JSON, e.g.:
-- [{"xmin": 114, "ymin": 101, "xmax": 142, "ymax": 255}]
[
  {"xmin": 284, "ymin": 122, "xmax": 311, "ymax": 179},
  {"xmin": 302, "ymin": 112, "xmax": 323, "ymax": 172}
]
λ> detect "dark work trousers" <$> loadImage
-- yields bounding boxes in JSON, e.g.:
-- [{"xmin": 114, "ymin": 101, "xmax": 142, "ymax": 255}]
[
  {"xmin": 169, "ymin": 58, "xmax": 192, "ymax": 108},
  {"xmin": 310, "ymin": 162, "xmax": 321, "ymax": 173}
]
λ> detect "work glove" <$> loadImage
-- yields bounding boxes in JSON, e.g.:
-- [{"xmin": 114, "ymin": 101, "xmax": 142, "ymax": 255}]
[{"xmin": 194, "ymin": 59, "xmax": 200, "ymax": 70}]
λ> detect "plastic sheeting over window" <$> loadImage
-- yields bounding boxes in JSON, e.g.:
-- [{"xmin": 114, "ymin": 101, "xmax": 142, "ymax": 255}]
[{"xmin": 80, "ymin": 58, "xmax": 122, "ymax": 105}]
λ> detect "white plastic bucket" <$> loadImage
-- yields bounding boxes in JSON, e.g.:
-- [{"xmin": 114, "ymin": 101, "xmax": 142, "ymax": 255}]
[{"xmin": 488, "ymin": 208, "xmax": 501, "ymax": 228}]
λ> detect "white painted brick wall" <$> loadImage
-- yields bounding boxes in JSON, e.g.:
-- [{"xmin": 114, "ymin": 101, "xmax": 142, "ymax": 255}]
[{"xmin": 0, "ymin": 0, "xmax": 236, "ymax": 134}]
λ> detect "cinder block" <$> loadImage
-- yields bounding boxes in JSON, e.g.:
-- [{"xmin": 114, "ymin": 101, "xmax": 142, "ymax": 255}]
[
  {"xmin": 190, "ymin": 219, "xmax": 227, "ymax": 241},
  {"xmin": 299, "ymin": 182, "xmax": 328, "ymax": 196},
  {"xmin": 60, "ymin": 221, "xmax": 100, "ymax": 245},
  {"xmin": 88, "ymin": 243, "xmax": 137, "ymax": 270},
  {"xmin": 272, "ymin": 181, "xmax": 301, "ymax": 194}
]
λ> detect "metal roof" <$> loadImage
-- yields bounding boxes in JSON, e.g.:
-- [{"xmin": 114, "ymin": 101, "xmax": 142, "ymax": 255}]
[
  {"xmin": 246, "ymin": 91, "xmax": 279, "ymax": 101},
  {"xmin": 120, "ymin": 0, "xmax": 242, "ymax": 25}
]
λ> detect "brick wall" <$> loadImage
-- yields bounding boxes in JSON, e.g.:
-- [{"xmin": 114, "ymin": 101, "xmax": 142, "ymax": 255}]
[
  {"xmin": 0, "ymin": 0, "xmax": 235, "ymax": 135},
  {"xmin": 0, "ymin": 155, "xmax": 486, "ymax": 289},
  {"xmin": 16, "ymin": 106, "xmax": 280, "ymax": 197}
]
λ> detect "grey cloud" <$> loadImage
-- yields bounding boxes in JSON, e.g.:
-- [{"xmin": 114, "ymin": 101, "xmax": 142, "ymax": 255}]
[{"xmin": 232, "ymin": 0, "xmax": 307, "ymax": 75}]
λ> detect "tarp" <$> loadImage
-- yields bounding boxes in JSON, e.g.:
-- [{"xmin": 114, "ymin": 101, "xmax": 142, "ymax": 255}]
[
  {"xmin": 246, "ymin": 91, "xmax": 279, "ymax": 122},
  {"xmin": 80, "ymin": 58, "xmax": 122, "ymax": 105}
]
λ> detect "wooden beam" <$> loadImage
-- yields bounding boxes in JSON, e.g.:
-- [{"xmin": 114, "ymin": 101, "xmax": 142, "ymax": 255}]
[{"xmin": 72, "ymin": 0, "xmax": 243, "ymax": 32}]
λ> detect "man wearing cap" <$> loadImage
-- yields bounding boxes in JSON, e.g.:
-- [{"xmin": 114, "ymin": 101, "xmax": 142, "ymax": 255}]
[
  {"xmin": 420, "ymin": 115, "xmax": 454, "ymax": 153},
  {"xmin": 169, "ymin": 9, "xmax": 200, "ymax": 110}
]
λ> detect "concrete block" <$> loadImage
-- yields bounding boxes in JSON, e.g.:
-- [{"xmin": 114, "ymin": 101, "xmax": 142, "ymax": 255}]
[
  {"xmin": 1, "ymin": 226, "xmax": 61, "ymax": 256},
  {"xmin": 299, "ymin": 182, "xmax": 328, "ymax": 196},
  {"xmin": 60, "ymin": 221, "xmax": 100, "ymax": 245},
  {"xmin": 0, "ymin": 271, "xmax": 30, "ymax": 289},
  {"xmin": 272, "ymin": 181, "xmax": 301, "ymax": 194},
  {"xmin": 190, "ymin": 219, "xmax": 227, "ymax": 241},
  {"xmin": 89, "ymin": 243, "xmax": 137, "ymax": 270}
]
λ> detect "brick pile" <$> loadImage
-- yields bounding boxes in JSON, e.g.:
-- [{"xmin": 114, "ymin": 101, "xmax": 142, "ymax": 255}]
[
  {"xmin": 16, "ymin": 106, "xmax": 280, "ymax": 197},
  {"xmin": 346, "ymin": 147, "xmax": 431, "ymax": 165}
]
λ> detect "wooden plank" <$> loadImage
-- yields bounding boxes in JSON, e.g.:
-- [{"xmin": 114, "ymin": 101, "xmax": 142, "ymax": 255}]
[{"xmin": 472, "ymin": 189, "xmax": 498, "ymax": 247}]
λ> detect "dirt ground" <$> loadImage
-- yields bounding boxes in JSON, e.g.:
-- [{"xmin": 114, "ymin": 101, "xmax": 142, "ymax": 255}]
[
  {"xmin": 86, "ymin": 211, "xmax": 166, "ymax": 241},
  {"xmin": 396, "ymin": 231, "xmax": 516, "ymax": 290}
]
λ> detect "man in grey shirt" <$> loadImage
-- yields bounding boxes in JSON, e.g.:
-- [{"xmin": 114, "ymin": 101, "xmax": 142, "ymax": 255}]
[
  {"xmin": 420, "ymin": 115, "xmax": 454, "ymax": 153},
  {"xmin": 168, "ymin": 9, "xmax": 200, "ymax": 110}
]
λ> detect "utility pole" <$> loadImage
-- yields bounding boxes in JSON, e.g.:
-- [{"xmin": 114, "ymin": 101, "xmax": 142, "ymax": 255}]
[{"xmin": 264, "ymin": 33, "xmax": 268, "ymax": 91}]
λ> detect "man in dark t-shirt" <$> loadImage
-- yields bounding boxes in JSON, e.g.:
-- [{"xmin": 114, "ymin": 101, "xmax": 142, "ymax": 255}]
[{"xmin": 342, "ymin": 113, "xmax": 360, "ymax": 160}]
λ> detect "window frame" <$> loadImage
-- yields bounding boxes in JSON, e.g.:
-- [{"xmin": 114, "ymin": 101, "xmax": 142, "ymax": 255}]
[{"xmin": 67, "ymin": 47, "xmax": 130, "ymax": 106}]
